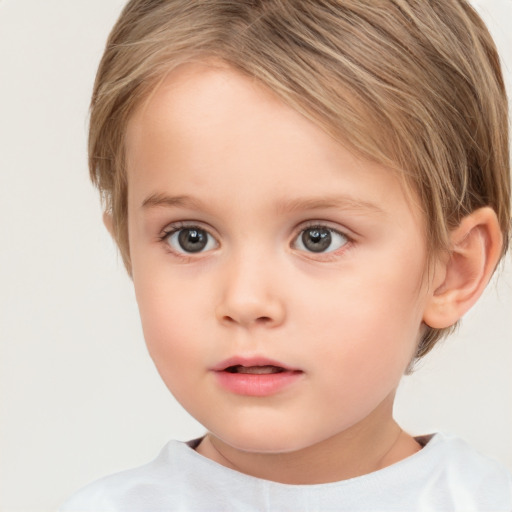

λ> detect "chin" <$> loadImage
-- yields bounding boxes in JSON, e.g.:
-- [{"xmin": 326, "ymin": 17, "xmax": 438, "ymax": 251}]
[{"xmin": 211, "ymin": 423, "xmax": 326, "ymax": 455}]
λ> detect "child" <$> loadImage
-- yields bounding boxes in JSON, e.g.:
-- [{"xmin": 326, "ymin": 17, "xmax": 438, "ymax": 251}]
[{"xmin": 61, "ymin": 0, "xmax": 511, "ymax": 510}]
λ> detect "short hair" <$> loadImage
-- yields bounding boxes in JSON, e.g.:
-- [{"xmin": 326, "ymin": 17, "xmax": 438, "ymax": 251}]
[{"xmin": 89, "ymin": 0, "xmax": 510, "ymax": 360}]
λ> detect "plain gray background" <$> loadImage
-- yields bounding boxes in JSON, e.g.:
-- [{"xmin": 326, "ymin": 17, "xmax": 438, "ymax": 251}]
[{"xmin": 0, "ymin": 0, "xmax": 511, "ymax": 510}]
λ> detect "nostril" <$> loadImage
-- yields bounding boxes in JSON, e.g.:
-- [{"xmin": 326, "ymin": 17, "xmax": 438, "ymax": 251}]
[
  {"xmin": 256, "ymin": 316, "xmax": 272, "ymax": 324},
  {"xmin": 220, "ymin": 314, "xmax": 273, "ymax": 326}
]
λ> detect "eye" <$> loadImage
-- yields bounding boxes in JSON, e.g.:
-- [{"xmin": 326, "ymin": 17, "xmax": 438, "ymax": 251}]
[
  {"xmin": 165, "ymin": 227, "xmax": 218, "ymax": 254},
  {"xmin": 294, "ymin": 226, "xmax": 348, "ymax": 253}
]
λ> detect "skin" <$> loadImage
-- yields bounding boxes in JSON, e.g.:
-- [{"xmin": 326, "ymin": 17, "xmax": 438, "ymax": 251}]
[{"xmin": 122, "ymin": 61, "xmax": 472, "ymax": 484}]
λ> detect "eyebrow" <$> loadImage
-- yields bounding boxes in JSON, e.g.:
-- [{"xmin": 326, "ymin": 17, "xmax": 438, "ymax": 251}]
[
  {"xmin": 141, "ymin": 193, "xmax": 204, "ymax": 210},
  {"xmin": 141, "ymin": 192, "xmax": 385, "ymax": 216},
  {"xmin": 275, "ymin": 196, "xmax": 385, "ymax": 216}
]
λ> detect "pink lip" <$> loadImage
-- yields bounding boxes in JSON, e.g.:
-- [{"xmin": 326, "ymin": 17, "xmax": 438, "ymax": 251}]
[{"xmin": 211, "ymin": 356, "xmax": 303, "ymax": 397}]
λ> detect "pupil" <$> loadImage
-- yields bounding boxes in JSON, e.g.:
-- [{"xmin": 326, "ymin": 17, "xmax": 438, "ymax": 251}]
[
  {"xmin": 302, "ymin": 228, "xmax": 331, "ymax": 252},
  {"xmin": 178, "ymin": 229, "xmax": 207, "ymax": 252}
]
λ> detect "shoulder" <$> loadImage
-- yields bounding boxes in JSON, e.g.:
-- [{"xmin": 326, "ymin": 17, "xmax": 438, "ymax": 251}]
[
  {"xmin": 414, "ymin": 432, "xmax": 512, "ymax": 509},
  {"xmin": 59, "ymin": 440, "xmax": 196, "ymax": 512},
  {"xmin": 429, "ymin": 432, "xmax": 511, "ymax": 480}
]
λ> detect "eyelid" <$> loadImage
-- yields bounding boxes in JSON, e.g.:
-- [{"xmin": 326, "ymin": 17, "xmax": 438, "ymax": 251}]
[
  {"xmin": 294, "ymin": 220, "xmax": 354, "ymax": 240},
  {"xmin": 159, "ymin": 220, "xmax": 217, "ymax": 238}
]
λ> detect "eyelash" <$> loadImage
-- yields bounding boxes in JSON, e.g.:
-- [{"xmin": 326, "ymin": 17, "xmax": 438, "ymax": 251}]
[
  {"xmin": 293, "ymin": 222, "xmax": 352, "ymax": 260},
  {"xmin": 158, "ymin": 221, "xmax": 218, "ymax": 261},
  {"xmin": 158, "ymin": 221, "xmax": 353, "ymax": 260}
]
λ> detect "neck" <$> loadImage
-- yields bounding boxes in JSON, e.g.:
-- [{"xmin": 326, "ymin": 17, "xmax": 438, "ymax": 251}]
[{"xmin": 195, "ymin": 395, "xmax": 421, "ymax": 484}]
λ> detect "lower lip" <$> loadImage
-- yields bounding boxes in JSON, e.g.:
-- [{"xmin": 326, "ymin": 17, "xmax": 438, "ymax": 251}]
[{"xmin": 214, "ymin": 370, "xmax": 303, "ymax": 397}]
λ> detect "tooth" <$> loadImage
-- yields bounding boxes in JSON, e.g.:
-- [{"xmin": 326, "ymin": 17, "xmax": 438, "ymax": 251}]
[{"xmin": 236, "ymin": 365, "xmax": 283, "ymax": 375}]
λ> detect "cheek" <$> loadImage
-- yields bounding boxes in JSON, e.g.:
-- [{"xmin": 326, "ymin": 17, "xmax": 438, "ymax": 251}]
[
  {"xmin": 306, "ymin": 303, "xmax": 418, "ymax": 427},
  {"xmin": 305, "ymin": 262, "xmax": 424, "ymax": 339},
  {"xmin": 133, "ymin": 268, "xmax": 208, "ymax": 375},
  {"xmin": 137, "ymin": 301, "xmax": 208, "ymax": 410},
  {"xmin": 301, "ymin": 261, "xmax": 426, "ymax": 375}
]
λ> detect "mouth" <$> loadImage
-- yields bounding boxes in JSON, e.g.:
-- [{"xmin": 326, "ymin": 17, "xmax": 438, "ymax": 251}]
[{"xmin": 212, "ymin": 357, "xmax": 303, "ymax": 396}]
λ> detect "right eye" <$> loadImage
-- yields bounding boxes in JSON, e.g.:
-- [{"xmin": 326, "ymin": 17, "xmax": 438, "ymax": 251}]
[{"xmin": 165, "ymin": 227, "xmax": 218, "ymax": 254}]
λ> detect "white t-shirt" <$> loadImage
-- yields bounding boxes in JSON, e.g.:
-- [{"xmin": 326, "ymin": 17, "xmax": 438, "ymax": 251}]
[{"xmin": 60, "ymin": 432, "xmax": 512, "ymax": 511}]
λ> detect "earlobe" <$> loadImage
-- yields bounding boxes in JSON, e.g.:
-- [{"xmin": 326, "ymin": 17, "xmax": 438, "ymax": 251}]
[
  {"xmin": 423, "ymin": 207, "xmax": 503, "ymax": 329},
  {"xmin": 103, "ymin": 211, "xmax": 115, "ymax": 238}
]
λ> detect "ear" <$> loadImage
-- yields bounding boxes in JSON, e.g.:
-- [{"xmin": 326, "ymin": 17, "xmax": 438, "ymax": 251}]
[
  {"xmin": 103, "ymin": 211, "xmax": 115, "ymax": 238},
  {"xmin": 423, "ymin": 207, "xmax": 503, "ymax": 329}
]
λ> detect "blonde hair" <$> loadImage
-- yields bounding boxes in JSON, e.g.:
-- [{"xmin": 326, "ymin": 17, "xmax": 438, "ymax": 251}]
[{"xmin": 89, "ymin": 0, "xmax": 510, "ymax": 360}]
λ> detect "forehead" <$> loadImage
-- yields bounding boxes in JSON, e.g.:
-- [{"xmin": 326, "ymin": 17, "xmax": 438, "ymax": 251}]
[
  {"xmin": 124, "ymin": 60, "xmax": 339, "ymax": 176},
  {"xmin": 124, "ymin": 61, "xmax": 423, "ymax": 228}
]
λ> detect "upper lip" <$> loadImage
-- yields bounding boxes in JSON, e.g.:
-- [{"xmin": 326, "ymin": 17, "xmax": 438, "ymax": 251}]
[{"xmin": 211, "ymin": 356, "xmax": 301, "ymax": 372}]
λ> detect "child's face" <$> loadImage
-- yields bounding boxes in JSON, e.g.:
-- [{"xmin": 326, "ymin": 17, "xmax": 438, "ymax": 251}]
[{"xmin": 125, "ymin": 62, "xmax": 434, "ymax": 453}]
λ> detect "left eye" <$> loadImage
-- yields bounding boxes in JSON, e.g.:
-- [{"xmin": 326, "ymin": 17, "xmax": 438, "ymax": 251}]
[
  {"xmin": 165, "ymin": 227, "xmax": 218, "ymax": 254},
  {"xmin": 293, "ymin": 226, "xmax": 348, "ymax": 253}
]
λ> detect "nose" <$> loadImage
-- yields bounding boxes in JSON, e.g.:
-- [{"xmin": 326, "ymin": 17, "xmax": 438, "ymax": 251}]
[{"xmin": 215, "ymin": 253, "xmax": 286, "ymax": 329}]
